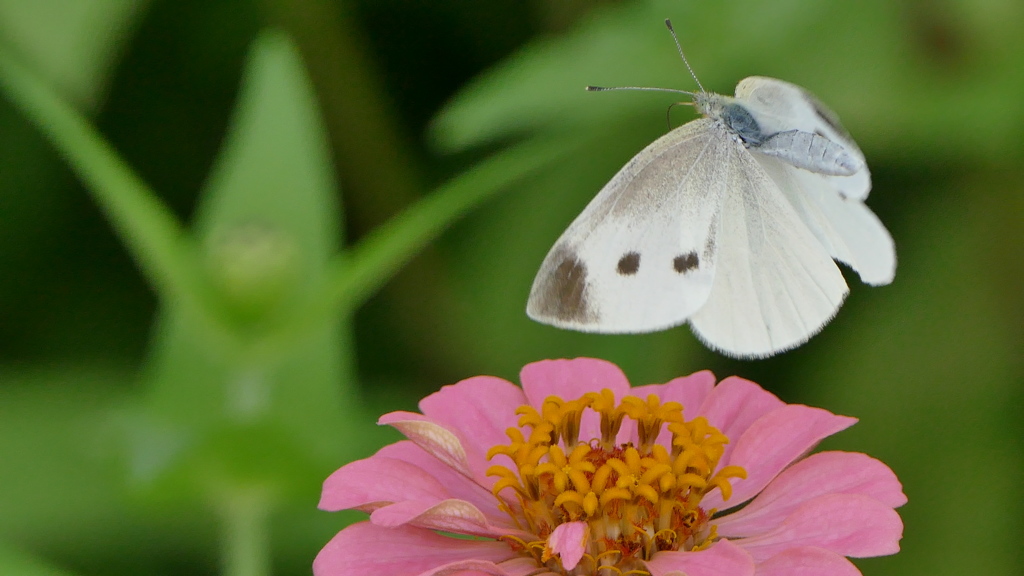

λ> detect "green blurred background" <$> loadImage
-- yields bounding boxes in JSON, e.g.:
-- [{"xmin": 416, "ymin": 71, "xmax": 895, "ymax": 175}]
[{"xmin": 0, "ymin": 0, "xmax": 1020, "ymax": 575}]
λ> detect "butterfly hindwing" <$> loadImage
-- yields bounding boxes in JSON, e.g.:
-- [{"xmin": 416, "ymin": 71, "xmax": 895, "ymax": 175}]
[
  {"xmin": 736, "ymin": 76, "xmax": 872, "ymax": 201},
  {"xmin": 736, "ymin": 76, "xmax": 895, "ymax": 286},
  {"xmin": 690, "ymin": 138, "xmax": 849, "ymax": 357},
  {"xmin": 758, "ymin": 155, "xmax": 896, "ymax": 286}
]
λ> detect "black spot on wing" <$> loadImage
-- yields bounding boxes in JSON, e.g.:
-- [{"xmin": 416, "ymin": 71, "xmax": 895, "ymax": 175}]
[
  {"xmin": 617, "ymin": 252, "xmax": 640, "ymax": 275},
  {"xmin": 673, "ymin": 252, "xmax": 699, "ymax": 273},
  {"xmin": 533, "ymin": 247, "xmax": 595, "ymax": 323}
]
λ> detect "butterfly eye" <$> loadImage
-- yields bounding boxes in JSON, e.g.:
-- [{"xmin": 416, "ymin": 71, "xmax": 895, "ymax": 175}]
[
  {"xmin": 617, "ymin": 252, "xmax": 641, "ymax": 276},
  {"xmin": 673, "ymin": 252, "xmax": 699, "ymax": 273}
]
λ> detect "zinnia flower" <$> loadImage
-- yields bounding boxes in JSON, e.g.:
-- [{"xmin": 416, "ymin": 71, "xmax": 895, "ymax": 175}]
[{"xmin": 315, "ymin": 358, "xmax": 905, "ymax": 576}]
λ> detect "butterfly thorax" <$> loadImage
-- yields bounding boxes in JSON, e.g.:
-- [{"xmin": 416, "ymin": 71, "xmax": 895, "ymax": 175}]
[{"xmin": 694, "ymin": 91, "xmax": 766, "ymax": 147}]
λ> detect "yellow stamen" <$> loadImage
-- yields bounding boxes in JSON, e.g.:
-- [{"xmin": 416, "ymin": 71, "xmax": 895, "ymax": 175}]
[{"xmin": 486, "ymin": 389, "xmax": 745, "ymax": 575}]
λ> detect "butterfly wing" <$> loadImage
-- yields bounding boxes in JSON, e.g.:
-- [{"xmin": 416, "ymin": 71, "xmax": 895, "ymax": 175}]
[
  {"xmin": 689, "ymin": 138, "xmax": 849, "ymax": 358},
  {"xmin": 735, "ymin": 76, "xmax": 871, "ymax": 201},
  {"xmin": 527, "ymin": 118, "xmax": 728, "ymax": 333},
  {"xmin": 757, "ymin": 156, "xmax": 896, "ymax": 285},
  {"xmin": 736, "ymin": 76, "xmax": 896, "ymax": 286}
]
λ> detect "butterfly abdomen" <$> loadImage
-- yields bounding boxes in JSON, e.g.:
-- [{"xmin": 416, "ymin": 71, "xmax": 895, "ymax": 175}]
[{"xmin": 753, "ymin": 130, "xmax": 863, "ymax": 176}]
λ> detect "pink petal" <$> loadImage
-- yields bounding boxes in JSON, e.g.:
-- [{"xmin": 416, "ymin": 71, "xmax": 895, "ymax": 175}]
[
  {"xmin": 520, "ymin": 359, "xmax": 632, "ymax": 405},
  {"xmin": 319, "ymin": 441, "xmax": 500, "ymax": 519},
  {"xmin": 645, "ymin": 539, "xmax": 755, "ymax": 576},
  {"xmin": 754, "ymin": 546, "xmax": 863, "ymax": 576},
  {"xmin": 696, "ymin": 377, "xmax": 786, "ymax": 468},
  {"xmin": 370, "ymin": 499, "xmax": 497, "ymax": 537},
  {"xmin": 703, "ymin": 405, "xmax": 856, "ymax": 510},
  {"xmin": 717, "ymin": 451, "xmax": 907, "ymax": 538},
  {"xmin": 379, "ymin": 412, "xmax": 476, "ymax": 479},
  {"xmin": 417, "ymin": 376, "xmax": 529, "ymax": 484},
  {"xmin": 736, "ymin": 494, "xmax": 904, "ymax": 562},
  {"xmin": 547, "ymin": 521, "xmax": 588, "ymax": 570},
  {"xmin": 319, "ymin": 443, "xmax": 447, "ymax": 513},
  {"xmin": 313, "ymin": 522, "xmax": 514, "ymax": 576},
  {"xmin": 520, "ymin": 358, "xmax": 632, "ymax": 442}
]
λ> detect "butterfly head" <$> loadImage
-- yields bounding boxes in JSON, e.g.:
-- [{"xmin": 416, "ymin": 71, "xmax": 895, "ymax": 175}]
[{"xmin": 693, "ymin": 91, "xmax": 725, "ymax": 118}]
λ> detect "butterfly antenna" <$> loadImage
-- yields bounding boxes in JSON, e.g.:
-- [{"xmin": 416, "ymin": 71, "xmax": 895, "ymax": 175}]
[
  {"xmin": 664, "ymin": 19, "xmax": 704, "ymax": 93},
  {"xmin": 586, "ymin": 85, "xmax": 694, "ymax": 96},
  {"xmin": 585, "ymin": 20, "xmax": 702, "ymax": 102}
]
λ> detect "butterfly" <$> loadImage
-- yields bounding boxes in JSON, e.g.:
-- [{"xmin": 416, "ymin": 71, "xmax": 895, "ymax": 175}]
[{"xmin": 526, "ymin": 20, "xmax": 895, "ymax": 359}]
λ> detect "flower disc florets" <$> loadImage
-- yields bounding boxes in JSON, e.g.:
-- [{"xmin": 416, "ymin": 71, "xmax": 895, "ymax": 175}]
[{"xmin": 486, "ymin": 389, "xmax": 746, "ymax": 574}]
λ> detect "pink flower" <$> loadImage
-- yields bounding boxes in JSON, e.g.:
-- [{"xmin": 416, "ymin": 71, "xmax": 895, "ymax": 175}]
[{"xmin": 315, "ymin": 358, "xmax": 905, "ymax": 576}]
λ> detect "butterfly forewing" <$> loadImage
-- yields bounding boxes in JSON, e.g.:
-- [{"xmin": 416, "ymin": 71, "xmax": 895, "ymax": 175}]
[{"xmin": 527, "ymin": 119, "xmax": 728, "ymax": 333}]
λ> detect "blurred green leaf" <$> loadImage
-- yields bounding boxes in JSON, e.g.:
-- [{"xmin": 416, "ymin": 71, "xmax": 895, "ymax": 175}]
[
  {"xmin": 194, "ymin": 31, "xmax": 342, "ymax": 281},
  {"xmin": 136, "ymin": 30, "xmax": 357, "ymax": 499},
  {"xmin": 0, "ymin": 0, "xmax": 147, "ymax": 109}
]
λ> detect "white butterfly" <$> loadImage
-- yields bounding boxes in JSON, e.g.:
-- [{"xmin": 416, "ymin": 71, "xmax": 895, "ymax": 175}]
[{"xmin": 526, "ymin": 20, "xmax": 895, "ymax": 359}]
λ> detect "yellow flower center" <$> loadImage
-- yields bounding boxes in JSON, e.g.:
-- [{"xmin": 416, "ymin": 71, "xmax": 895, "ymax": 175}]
[{"xmin": 486, "ymin": 389, "xmax": 746, "ymax": 576}]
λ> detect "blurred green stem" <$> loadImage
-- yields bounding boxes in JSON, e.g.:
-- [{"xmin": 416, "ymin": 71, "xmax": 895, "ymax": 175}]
[{"xmin": 219, "ymin": 488, "xmax": 272, "ymax": 576}]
